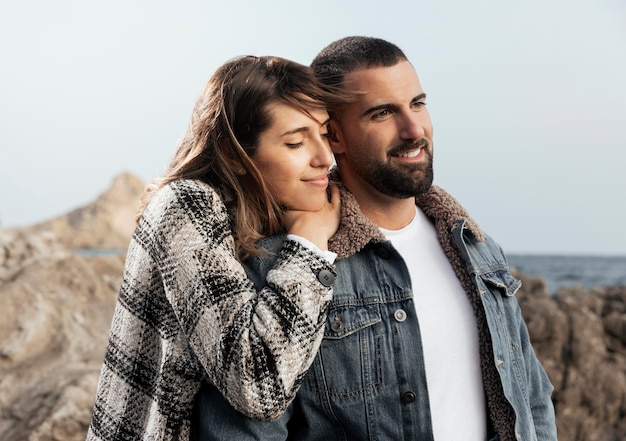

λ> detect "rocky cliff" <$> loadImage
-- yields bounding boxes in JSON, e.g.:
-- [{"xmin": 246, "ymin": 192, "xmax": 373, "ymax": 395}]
[
  {"xmin": 515, "ymin": 275, "xmax": 626, "ymax": 440},
  {"xmin": 0, "ymin": 173, "xmax": 140, "ymax": 441},
  {"xmin": 1, "ymin": 174, "xmax": 625, "ymax": 441},
  {"xmin": 13, "ymin": 172, "xmax": 145, "ymax": 250}
]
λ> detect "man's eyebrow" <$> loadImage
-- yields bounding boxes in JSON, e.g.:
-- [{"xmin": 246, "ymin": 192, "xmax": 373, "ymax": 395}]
[
  {"xmin": 362, "ymin": 103, "xmax": 397, "ymax": 118},
  {"xmin": 361, "ymin": 93, "xmax": 427, "ymax": 118}
]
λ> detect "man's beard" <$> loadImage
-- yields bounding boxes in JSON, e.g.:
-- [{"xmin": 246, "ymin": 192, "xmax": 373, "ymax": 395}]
[{"xmin": 351, "ymin": 140, "xmax": 434, "ymax": 198}]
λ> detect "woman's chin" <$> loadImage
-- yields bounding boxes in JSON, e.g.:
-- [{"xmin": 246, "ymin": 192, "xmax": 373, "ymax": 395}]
[{"xmin": 285, "ymin": 200, "xmax": 326, "ymax": 213}]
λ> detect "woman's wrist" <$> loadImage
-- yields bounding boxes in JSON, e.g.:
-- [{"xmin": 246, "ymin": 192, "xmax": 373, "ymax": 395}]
[{"xmin": 286, "ymin": 234, "xmax": 336, "ymax": 263}]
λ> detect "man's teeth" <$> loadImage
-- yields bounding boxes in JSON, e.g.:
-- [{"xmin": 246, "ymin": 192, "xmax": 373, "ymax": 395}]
[{"xmin": 397, "ymin": 149, "xmax": 421, "ymax": 158}]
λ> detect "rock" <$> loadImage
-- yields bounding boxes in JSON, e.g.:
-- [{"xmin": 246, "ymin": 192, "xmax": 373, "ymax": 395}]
[
  {"xmin": 15, "ymin": 172, "xmax": 144, "ymax": 250},
  {"xmin": 516, "ymin": 272, "xmax": 626, "ymax": 441},
  {"xmin": 0, "ymin": 174, "xmax": 137, "ymax": 441},
  {"xmin": 0, "ymin": 230, "xmax": 124, "ymax": 441}
]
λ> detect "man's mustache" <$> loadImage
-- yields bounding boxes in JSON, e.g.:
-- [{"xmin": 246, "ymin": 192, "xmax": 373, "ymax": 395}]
[{"xmin": 388, "ymin": 138, "xmax": 430, "ymax": 156}]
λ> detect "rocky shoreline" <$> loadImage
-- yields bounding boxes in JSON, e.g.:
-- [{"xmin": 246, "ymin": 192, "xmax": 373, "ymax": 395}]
[{"xmin": 1, "ymin": 174, "xmax": 624, "ymax": 441}]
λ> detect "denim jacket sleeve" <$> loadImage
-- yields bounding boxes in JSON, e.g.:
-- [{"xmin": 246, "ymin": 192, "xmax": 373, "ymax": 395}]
[
  {"xmin": 482, "ymin": 279, "xmax": 557, "ymax": 440},
  {"xmin": 453, "ymin": 223, "xmax": 557, "ymax": 441},
  {"xmin": 514, "ymin": 294, "xmax": 558, "ymax": 440}
]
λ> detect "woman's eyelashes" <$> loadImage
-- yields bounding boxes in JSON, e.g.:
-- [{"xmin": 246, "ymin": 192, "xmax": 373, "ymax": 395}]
[
  {"xmin": 285, "ymin": 141, "xmax": 304, "ymax": 148},
  {"xmin": 285, "ymin": 128, "xmax": 329, "ymax": 148}
]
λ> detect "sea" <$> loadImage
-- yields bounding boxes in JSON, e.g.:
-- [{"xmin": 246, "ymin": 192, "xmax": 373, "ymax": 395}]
[{"xmin": 507, "ymin": 254, "xmax": 626, "ymax": 294}]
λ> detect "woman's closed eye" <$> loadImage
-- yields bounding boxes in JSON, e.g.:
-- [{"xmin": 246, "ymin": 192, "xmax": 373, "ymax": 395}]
[{"xmin": 285, "ymin": 141, "xmax": 304, "ymax": 148}]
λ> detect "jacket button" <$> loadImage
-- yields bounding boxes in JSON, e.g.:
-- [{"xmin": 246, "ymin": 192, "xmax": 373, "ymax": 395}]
[
  {"xmin": 317, "ymin": 269, "xmax": 336, "ymax": 287},
  {"xmin": 374, "ymin": 245, "xmax": 391, "ymax": 259},
  {"xmin": 330, "ymin": 319, "xmax": 344, "ymax": 332},
  {"xmin": 394, "ymin": 309, "xmax": 407, "ymax": 322},
  {"xmin": 402, "ymin": 391, "xmax": 417, "ymax": 404}
]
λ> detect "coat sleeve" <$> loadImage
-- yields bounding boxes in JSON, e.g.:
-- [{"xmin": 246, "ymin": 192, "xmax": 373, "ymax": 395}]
[{"xmin": 145, "ymin": 180, "xmax": 334, "ymax": 421}]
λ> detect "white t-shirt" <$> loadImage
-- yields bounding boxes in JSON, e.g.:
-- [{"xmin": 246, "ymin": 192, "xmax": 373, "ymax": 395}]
[{"xmin": 380, "ymin": 207, "xmax": 486, "ymax": 441}]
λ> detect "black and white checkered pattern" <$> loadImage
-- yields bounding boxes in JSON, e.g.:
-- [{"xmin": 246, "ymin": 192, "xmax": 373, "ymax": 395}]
[{"xmin": 87, "ymin": 179, "xmax": 335, "ymax": 441}]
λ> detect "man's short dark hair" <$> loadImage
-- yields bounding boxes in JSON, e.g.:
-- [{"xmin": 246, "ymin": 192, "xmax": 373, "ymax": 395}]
[{"xmin": 311, "ymin": 36, "xmax": 407, "ymax": 88}]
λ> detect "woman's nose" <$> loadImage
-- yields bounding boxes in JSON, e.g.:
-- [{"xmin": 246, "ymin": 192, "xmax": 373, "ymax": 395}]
[{"xmin": 311, "ymin": 137, "xmax": 334, "ymax": 167}]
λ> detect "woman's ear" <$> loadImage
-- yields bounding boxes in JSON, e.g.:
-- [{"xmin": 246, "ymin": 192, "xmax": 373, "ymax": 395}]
[{"xmin": 328, "ymin": 120, "xmax": 346, "ymax": 155}]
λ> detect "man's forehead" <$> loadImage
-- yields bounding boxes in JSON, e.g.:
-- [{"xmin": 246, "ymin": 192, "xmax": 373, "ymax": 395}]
[
  {"xmin": 343, "ymin": 60, "xmax": 417, "ymax": 81},
  {"xmin": 341, "ymin": 61, "xmax": 423, "ymax": 104}
]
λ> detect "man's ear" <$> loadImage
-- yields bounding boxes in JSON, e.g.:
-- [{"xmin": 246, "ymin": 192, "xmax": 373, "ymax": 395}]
[{"xmin": 328, "ymin": 120, "xmax": 346, "ymax": 155}]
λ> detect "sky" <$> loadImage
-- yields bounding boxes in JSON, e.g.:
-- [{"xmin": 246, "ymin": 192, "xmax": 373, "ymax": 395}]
[{"xmin": 1, "ymin": 0, "xmax": 625, "ymax": 256}]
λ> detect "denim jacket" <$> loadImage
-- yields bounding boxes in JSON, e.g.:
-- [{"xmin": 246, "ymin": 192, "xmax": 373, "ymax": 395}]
[{"xmin": 195, "ymin": 183, "xmax": 557, "ymax": 441}]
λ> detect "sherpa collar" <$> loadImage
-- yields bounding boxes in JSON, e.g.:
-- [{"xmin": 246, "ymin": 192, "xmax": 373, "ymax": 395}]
[{"xmin": 328, "ymin": 168, "xmax": 484, "ymax": 258}]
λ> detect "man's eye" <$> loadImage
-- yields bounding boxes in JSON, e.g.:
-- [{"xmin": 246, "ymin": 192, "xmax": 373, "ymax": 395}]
[{"xmin": 374, "ymin": 109, "xmax": 390, "ymax": 119}]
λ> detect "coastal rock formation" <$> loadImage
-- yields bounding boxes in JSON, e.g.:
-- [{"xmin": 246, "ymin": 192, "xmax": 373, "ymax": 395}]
[
  {"xmin": 515, "ymin": 274, "xmax": 626, "ymax": 441},
  {"xmin": 1, "ymin": 173, "xmax": 625, "ymax": 441},
  {"xmin": 0, "ymin": 229, "xmax": 124, "ymax": 441},
  {"xmin": 0, "ymin": 174, "xmax": 141, "ymax": 441},
  {"xmin": 16, "ymin": 172, "xmax": 144, "ymax": 250}
]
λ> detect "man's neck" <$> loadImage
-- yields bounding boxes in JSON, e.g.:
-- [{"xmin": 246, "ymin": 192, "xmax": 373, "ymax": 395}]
[
  {"xmin": 332, "ymin": 165, "xmax": 419, "ymax": 229},
  {"xmin": 347, "ymin": 184, "xmax": 417, "ymax": 230}
]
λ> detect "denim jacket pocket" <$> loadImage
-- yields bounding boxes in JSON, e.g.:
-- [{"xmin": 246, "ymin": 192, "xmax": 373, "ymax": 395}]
[
  {"xmin": 304, "ymin": 302, "xmax": 383, "ymax": 399},
  {"xmin": 479, "ymin": 269, "xmax": 521, "ymax": 298},
  {"xmin": 324, "ymin": 302, "xmax": 382, "ymax": 339}
]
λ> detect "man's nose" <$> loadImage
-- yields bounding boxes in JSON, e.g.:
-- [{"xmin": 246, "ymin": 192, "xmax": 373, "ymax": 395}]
[{"xmin": 399, "ymin": 113, "xmax": 426, "ymax": 140}]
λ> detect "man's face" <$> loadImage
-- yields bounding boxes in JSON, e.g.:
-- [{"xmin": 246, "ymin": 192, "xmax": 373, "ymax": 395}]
[{"xmin": 330, "ymin": 60, "xmax": 434, "ymax": 199}]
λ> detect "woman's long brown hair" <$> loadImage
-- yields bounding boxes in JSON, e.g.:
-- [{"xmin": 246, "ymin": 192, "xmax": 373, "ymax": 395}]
[{"xmin": 137, "ymin": 55, "xmax": 349, "ymax": 258}]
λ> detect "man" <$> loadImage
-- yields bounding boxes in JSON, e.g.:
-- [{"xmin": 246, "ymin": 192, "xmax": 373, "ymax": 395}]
[{"xmin": 195, "ymin": 37, "xmax": 557, "ymax": 441}]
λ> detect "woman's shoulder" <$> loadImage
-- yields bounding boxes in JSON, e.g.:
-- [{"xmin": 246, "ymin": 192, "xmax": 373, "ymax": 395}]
[
  {"xmin": 133, "ymin": 179, "xmax": 233, "ymax": 252},
  {"xmin": 145, "ymin": 179, "xmax": 228, "ymax": 221},
  {"xmin": 167, "ymin": 178, "xmax": 218, "ymax": 195},
  {"xmin": 154, "ymin": 179, "xmax": 222, "ymax": 204}
]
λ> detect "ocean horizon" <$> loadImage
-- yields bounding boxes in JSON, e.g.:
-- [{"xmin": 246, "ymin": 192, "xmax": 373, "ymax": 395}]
[{"xmin": 507, "ymin": 254, "xmax": 626, "ymax": 294}]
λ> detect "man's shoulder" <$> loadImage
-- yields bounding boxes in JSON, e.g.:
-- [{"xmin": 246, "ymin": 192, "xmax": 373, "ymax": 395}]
[{"xmin": 417, "ymin": 185, "xmax": 484, "ymax": 242}]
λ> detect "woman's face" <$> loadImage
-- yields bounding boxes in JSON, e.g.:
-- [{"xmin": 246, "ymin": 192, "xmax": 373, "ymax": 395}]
[{"xmin": 252, "ymin": 102, "xmax": 333, "ymax": 212}]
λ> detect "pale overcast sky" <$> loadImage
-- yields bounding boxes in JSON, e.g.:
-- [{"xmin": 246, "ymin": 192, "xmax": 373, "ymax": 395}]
[{"xmin": 1, "ymin": 0, "xmax": 625, "ymax": 255}]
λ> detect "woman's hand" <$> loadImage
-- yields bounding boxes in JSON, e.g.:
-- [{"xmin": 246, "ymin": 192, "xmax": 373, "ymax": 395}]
[{"xmin": 282, "ymin": 183, "xmax": 340, "ymax": 251}]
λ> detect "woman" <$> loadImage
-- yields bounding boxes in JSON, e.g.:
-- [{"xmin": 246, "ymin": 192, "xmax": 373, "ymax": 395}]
[{"xmin": 86, "ymin": 55, "xmax": 348, "ymax": 441}]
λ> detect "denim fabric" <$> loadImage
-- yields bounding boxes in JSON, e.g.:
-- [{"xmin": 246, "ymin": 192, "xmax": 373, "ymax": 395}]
[
  {"xmin": 450, "ymin": 220, "xmax": 557, "ymax": 441},
  {"xmin": 193, "ymin": 382, "xmax": 292, "ymax": 440},
  {"xmin": 195, "ymin": 220, "xmax": 557, "ymax": 441}
]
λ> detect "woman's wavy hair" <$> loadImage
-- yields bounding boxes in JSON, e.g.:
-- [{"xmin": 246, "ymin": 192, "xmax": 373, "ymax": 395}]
[{"xmin": 137, "ymin": 55, "xmax": 349, "ymax": 258}]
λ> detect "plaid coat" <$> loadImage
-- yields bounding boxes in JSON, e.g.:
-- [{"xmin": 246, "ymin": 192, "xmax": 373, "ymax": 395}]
[{"xmin": 86, "ymin": 179, "xmax": 336, "ymax": 441}]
